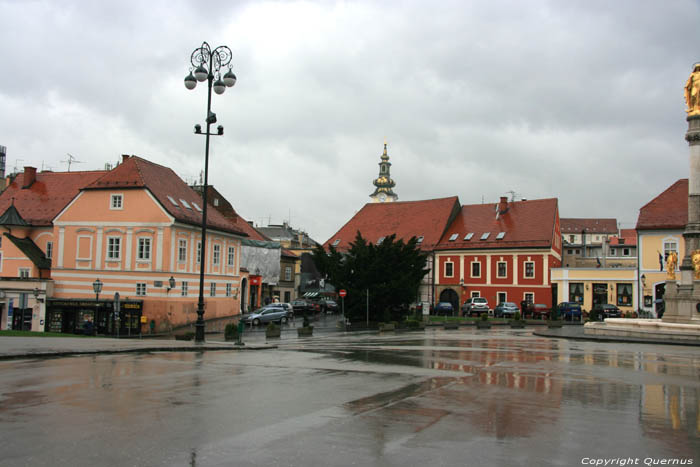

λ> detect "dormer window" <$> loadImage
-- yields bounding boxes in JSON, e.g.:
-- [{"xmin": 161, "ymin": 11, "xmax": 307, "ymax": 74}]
[
  {"xmin": 480, "ymin": 232, "xmax": 490, "ymax": 240},
  {"xmin": 332, "ymin": 239, "xmax": 340, "ymax": 246},
  {"xmin": 464, "ymin": 233, "xmax": 474, "ymax": 240},
  {"xmin": 110, "ymin": 194, "xmax": 123, "ymax": 210},
  {"xmin": 496, "ymin": 232, "xmax": 506, "ymax": 240},
  {"xmin": 167, "ymin": 196, "xmax": 179, "ymax": 207},
  {"xmin": 192, "ymin": 202, "xmax": 202, "ymax": 212},
  {"xmin": 180, "ymin": 199, "xmax": 192, "ymax": 210},
  {"xmin": 449, "ymin": 233, "xmax": 458, "ymax": 241}
]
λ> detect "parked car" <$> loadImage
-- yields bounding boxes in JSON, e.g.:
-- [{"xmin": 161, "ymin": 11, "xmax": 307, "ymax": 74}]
[
  {"xmin": 522, "ymin": 302, "xmax": 550, "ymax": 319},
  {"xmin": 592, "ymin": 303, "xmax": 622, "ymax": 319},
  {"xmin": 434, "ymin": 302, "xmax": 455, "ymax": 316},
  {"xmin": 291, "ymin": 299, "xmax": 310, "ymax": 314},
  {"xmin": 493, "ymin": 302, "xmax": 519, "ymax": 318},
  {"xmin": 322, "ymin": 299, "xmax": 339, "ymax": 314},
  {"xmin": 269, "ymin": 302, "xmax": 294, "ymax": 317},
  {"xmin": 557, "ymin": 302, "xmax": 582, "ymax": 321},
  {"xmin": 241, "ymin": 306, "xmax": 291, "ymax": 326},
  {"xmin": 461, "ymin": 297, "xmax": 489, "ymax": 317}
]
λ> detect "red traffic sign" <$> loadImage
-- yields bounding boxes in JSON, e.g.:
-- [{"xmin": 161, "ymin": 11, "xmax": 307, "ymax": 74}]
[{"xmin": 339, "ymin": 289, "xmax": 347, "ymax": 298}]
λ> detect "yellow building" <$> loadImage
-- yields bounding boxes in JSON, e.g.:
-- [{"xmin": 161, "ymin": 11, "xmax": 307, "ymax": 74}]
[
  {"xmin": 551, "ymin": 268, "xmax": 638, "ymax": 314},
  {"xmin": 636, "ymin": 179, "xmax": 687, "ymax": 317}
]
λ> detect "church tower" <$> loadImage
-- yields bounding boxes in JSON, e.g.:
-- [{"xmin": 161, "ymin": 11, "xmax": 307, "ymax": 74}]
[{"xmin": 369, "ymin": 142, "xmax": 398, "ymax": 203}]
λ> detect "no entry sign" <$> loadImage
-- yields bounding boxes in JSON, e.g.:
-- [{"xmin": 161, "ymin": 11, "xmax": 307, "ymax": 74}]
[{"xmin": 339, "ymin": 289, "xmax": 347, "ymax": 298}]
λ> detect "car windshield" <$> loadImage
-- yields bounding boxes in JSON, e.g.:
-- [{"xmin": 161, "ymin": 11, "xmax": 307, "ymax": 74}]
[{"xmin": 474, "ymin": 298, "xmax": 487, "ymax": 303}]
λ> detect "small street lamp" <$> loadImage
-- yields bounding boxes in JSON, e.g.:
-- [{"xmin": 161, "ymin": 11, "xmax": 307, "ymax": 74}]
[
  {"xmin": 93, "ymin": 278, "xmax": 103, "ymax": 335},
  {"xmin": 185, "ymin": 41, "xmax": 236, "ymax": 343},
  {"xmin": 167, "ymin": 276, "xmax": 176, "ymax": 294}
]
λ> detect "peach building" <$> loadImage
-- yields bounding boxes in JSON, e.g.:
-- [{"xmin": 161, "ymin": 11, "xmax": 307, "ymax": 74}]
[{"xmin": 0, "ymin": 155, "xmax": 249, "ymax": 334}]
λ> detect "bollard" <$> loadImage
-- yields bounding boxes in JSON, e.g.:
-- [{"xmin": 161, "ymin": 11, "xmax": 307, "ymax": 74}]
[{"xmin": 236, "ymin": 319, "xmax": 245, "ymax": 345}]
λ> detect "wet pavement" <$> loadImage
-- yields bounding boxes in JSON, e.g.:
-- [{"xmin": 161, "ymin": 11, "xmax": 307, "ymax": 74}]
[{"xmin": 1, "ymin": 326, "xmax": 699, "ymax": 466}]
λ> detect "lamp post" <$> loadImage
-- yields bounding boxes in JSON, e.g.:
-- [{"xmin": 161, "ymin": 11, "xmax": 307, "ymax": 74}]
[
  {"xmin": 92, "ymin": 278, "xmax": 102, "ymax": 334},
  {"xmin": 185, "ymin": 41, "xmax": 236, "ymax": 343}
]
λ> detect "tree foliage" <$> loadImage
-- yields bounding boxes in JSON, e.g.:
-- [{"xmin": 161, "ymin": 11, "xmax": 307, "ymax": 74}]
[{"xmin": 312, "ymin": 231, "xmax": 428, "ymax": 322}]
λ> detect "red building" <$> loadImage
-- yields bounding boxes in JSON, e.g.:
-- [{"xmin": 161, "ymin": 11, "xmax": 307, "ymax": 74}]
[{"xmin": 434, "ymin": 197, "xmax": 561, "ymax": 311}]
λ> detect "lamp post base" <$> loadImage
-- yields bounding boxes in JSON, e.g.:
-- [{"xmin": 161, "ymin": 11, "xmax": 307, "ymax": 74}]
[{"xmin": 195, "ymin": 315, "xmax": 205, "ymax": 343}]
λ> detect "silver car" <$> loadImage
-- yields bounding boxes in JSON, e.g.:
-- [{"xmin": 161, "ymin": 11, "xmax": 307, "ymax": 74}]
[{"xmin": 242, "ymin": 306, "xmax": 291, "ymax": 326}]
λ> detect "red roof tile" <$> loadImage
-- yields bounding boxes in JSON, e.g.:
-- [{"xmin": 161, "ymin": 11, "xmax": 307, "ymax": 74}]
[
  {"xmin": 323, "ymin": 197, "xmax": 461, "ymax": 251},
  {"xmin": 636, "ymin": 179, "xmax": 688, "ymax": 230},
  {"xmin": 609, "ymin": 229, "xmax": 637, "ymax": 246},
  {"xmin": 435, "ymin": 198, "xmax": 559, "ymax": 250},
  {"xmin": 0, "ymin": 169, "xmax": 108, "ymax": 226},
  {"xmin": 561, "ymin": 218, "xmax": 617, "ymax": 234},
  {"xmin": 85, "ymin": 156, "xmax": 247, "ymax": 236}
]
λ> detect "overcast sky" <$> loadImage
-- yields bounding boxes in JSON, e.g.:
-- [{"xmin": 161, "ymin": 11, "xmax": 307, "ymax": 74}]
[{"xmin": 1, "ymin": 0, "xmax": 699, "ymax": 242}]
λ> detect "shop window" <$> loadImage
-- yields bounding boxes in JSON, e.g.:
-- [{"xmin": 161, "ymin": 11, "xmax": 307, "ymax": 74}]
[
  {"xmin": 617, "ymin": 283, "xmax": 632, "ymax": 306},
  {"xmin": 569, "ymin": 283, "xmax": 584, "ymax": 303}
]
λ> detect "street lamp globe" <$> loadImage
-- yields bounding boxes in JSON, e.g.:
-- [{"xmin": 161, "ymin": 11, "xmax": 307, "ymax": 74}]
[
  {"xmin": 194, "ymin": 64, "xmax": 208, "ymax": 82},
  {"xmin": 184, "ymin": 72, "xmax": 197, "ymax": 90},
  {"xmin": 213, "ymin": 78, "xmax": 226, "ymax": 95},
  {"xmin": 92, "ymin": 279, "xmax": 103, "ymax": 295},
  {"xmin": 223, "ymin": 69, "xmax": 237, "ymax": 87}
]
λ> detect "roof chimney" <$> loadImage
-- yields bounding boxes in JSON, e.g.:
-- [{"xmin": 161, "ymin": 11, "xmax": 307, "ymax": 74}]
[
  {"xmin": 122, "ymin": 154, "xmax": 130, "ymax": 163},
  {"xmin": 498, "ymin": 196, "xmax": 508, "ymax": 215},
  {"xmin": 22, "ymin": 166, "xmax": 37, "ymax": 189}
]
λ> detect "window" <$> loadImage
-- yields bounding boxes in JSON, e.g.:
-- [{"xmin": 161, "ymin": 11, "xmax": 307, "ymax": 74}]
[
  {"xmin": 192, "ymin": 202, "xmax": 202, "ymax": 212},
  {"xmin": 181, "ymin": 281, "xmax": 188, "ymax": 297},
  {"xmin": 569, "ymin": 283, "xmax": 584, "ymax": 303},
  {"xmin": 471, "ymin": 261, "xmax": 481, "ymax": 278},
  {"xmin": 226, "ymin": 283, "xmax": 232, "ymax": 297},
  {"xmin": 167, "ymin": 196, "xmax": 179, "ymax": 206},
  {"xmin": 480, "ymin": 232, "xmax": 490, "ymax": 240},
  {"xmin": 496, "ymin": 232, "xmax": 506, "ymax": 240},
  {"xmin": 575, "ymin": 249, "xmax": 581, "ymax": 255},
  {"xmin": 497, "ymin": 261, "xmax": 507, "ymax": 278},
  {"xmin": 567, "ymin": 249, "xmax": 573, "ymax": 255},
  {"xmin": 377, "ymin": 236, "xmax": 385, "ymax": 245},
  {"xmin": 416, "ymin": 236, "xmax": 424, "ymax": 244},
  {"xmin": 524, "ymin": 292, "xmax": 534, "ymax": 303},
  {"xmin": 448, "ymin": 233, "xmax": 458, "ymax": 241},
  {"xmin": 228, "ymin": 246, "xmax": 235, "ymax": 267},
  {"xmin": 136, "ymin": 283, "xmax": 147, "ymax": 296},
  {"xmin": 610, "ymin": 248, "xmax": 616, "ymax": 256},
  {"xmin": 178, "ymin": 239, "xmax": 187, "ymax": 263},
  {"xmin": 497, "ymin": 292, "xmax": 507, "ymax": 304},
  {"xmin": 617, "ymin": 283, "xmax": 632, "ymax": 306},
  {"xmin": 46, "ymin": 241, "xmax": 53, "ymax": 259},
  {"xmin": 332, "ymin": 239, "xmax": 340, "ymax": 246},
  {"xmin": 285, "ymin": 266, "xmax": 292, "ymax": 281},
  {"xmin": 524, "ymin": 261, "xmax": 535, "ymax": 278},
  {"xmin": 471, "ymin": 291, "xmax": 480, "ymax": 298},
  {"xmin": 623, "ymin": 248, "xmax": 630, "ymax": 256},
  {"xmin": 213, "ymin": 244, "xmax": 221, "ymax": 265},
  {"xmin": 180, "ymin": 199, "xmax": 192, "ymax": 210},
  {"xmin": 569, "ymin": 235, "xmax": 575, "ymax": 243},
  {"xmin": 664, "ymin": 241, "xmax": 678, "ymax": 262},
  {"xmin": 110, "ymin": 194, "xmax": 123, "ymax": 209},
  {"xmin": 213, "ymin": 198, "xmax": 219, "ymax": 207},
  {"xmin": 464, "ymin": 233, "xmax": 474, "ymax": 241},
  {"xmin": 19, "ymin": 268, "xmax": 30, "ymax": 279},
  {"xmin": 210, "ymin": 282, "xmax": 216, "ymax": 297},
  {"xmin": 197, "ymin": 242, "xmax": 202, "ymax": 264},
  {"xmin": 444, "ymin": 261, "xmax": 454, "ymax": 277},
  {"xmin": 137, "ymin": 238, "xmax": 151, "ymax": 260},
  {"xmin": 107, "ymin": 237, "xmax": 121, "ymax": 260}
]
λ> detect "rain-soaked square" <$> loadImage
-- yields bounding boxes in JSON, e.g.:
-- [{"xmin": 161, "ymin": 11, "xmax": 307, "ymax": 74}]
[{"xmin": 0, "ymin": 328, "xmax": 698, "ymax": 466}]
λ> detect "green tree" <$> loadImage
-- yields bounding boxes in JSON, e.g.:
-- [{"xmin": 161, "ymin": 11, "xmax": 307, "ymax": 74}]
[{"xmin": 312, "ymin": 231, "xmax": 428, "ymax": 322}]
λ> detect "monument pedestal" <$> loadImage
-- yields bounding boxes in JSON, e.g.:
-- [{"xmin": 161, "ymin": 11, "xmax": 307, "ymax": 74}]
[{"xmin": 661, "ymin": 279, "xmax": 700, "ymax": 324}]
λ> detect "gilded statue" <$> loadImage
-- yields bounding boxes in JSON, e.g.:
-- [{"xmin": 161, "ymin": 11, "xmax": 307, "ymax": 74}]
[
  {"xmin": 685, "ymin": 63, "xmax": 700, "ymax": 116},
  {"xmin": 692, "ymin": 250, "xmax": 700, "ymax": 280},
  {"xmin": 666, "ymin": 251, "xmax": 678, "ymax": 280}
]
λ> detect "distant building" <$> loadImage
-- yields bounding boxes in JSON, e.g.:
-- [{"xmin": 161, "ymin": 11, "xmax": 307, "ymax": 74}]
[{"xmin": 561, "ymin": 218, "xmax": 618, "ymax": 267}]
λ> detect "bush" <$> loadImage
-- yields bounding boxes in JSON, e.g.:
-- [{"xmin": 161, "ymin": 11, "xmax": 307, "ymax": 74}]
[
  {"xmin": 480, "ymin": 312, "xmax": 489, "ymax": 321},
  {"xmin": 513, "ymin": 311, "xmax": 521, "ymax": 321},
  {"xmin": 175, "ymin": 332, "xmax": 194, "ymax": 341},
  {"xmin": 589, "ymin": 308, "xmax": 600, "ymax": 322},
  {"xmin": 266, "ymin": 322, "xmax": 279, "ymax": 331}
]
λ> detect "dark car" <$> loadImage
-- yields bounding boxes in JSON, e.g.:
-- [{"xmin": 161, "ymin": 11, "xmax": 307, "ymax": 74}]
[
  {"xmin": 434, "ymin": 302, "xmax": 455, "ymax": 316},
  {"xmin": 322, "ymin": 299, "xmax": 339, "ymax": 314},
  {"xmin": 493, "ymin": 302, "xmax": 519, "ymax": 318},
  {"xmin": 291, "ymin": 300, "xmax": 310, "ymax": 314},
  {"xmin": 557, "ymin": 302, "xmax": 582, "ymax": 321},
  {"xmin": 241, "ymin": 306, "xmax": 291, "ymax": 326},
  {"xmin": 592, "ymin": 303, "xmax": 622, "ymax": 319},
  {"xmin": 523, "ymin": 303, "xmax": 550, "ymax": 319},
  {"xmin": 461, "ymin": 297, "xmax": 489, "ymax": 316}
]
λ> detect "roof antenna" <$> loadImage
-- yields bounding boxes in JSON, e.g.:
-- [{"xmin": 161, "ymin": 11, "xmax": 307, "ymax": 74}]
[{"xmin": 61, "ymin": 153, "xmax": 83, "ymax": 172}]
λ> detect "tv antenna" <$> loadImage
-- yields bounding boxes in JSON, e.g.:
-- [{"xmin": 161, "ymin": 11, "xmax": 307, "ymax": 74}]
[
  {"xmin": 62, "ymin": 153, "xmax": 83, "ymax": 172},
  {"xmin": 505, "ymin": 190, "xmax": 520, "ymax": 202}
]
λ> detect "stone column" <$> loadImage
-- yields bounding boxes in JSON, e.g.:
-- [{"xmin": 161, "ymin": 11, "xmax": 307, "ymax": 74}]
[{"xmin": 681, "ymin": 115, "xmax": 700, "ymax": 284}]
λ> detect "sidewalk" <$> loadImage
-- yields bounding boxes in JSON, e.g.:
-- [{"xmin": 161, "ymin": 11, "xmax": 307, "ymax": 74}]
[{"xmin": 0, "ymin": 335, "xmax": 276, "ymax": 360}]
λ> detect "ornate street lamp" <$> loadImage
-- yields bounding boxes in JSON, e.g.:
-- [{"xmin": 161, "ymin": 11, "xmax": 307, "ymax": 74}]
[
  {"xmin": 185, "ymin": 41, "xmax": 236, "ymax": 343},
  {"xmin": 93, "ymin": 278, "xmax": 103, "ymax": 335}
]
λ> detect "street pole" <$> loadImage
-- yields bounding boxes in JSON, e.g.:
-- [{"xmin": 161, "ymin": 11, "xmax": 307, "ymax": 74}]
[
  {"xmin": 185, "ymin": 42, "xmax": 236, "ymax": 343},
  {"xmin": 366, "ymin": 288, "xmax": 369, "ymax": 327}
]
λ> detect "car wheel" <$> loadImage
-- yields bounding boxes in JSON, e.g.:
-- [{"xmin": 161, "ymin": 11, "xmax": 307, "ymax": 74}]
[
  {"xmin": 281, "ymin": 316, "xmax": 287, "ymax": 324},
  {"xmin": 253, "ymin": 318, "xmax": 260, "ymax": 326}
]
